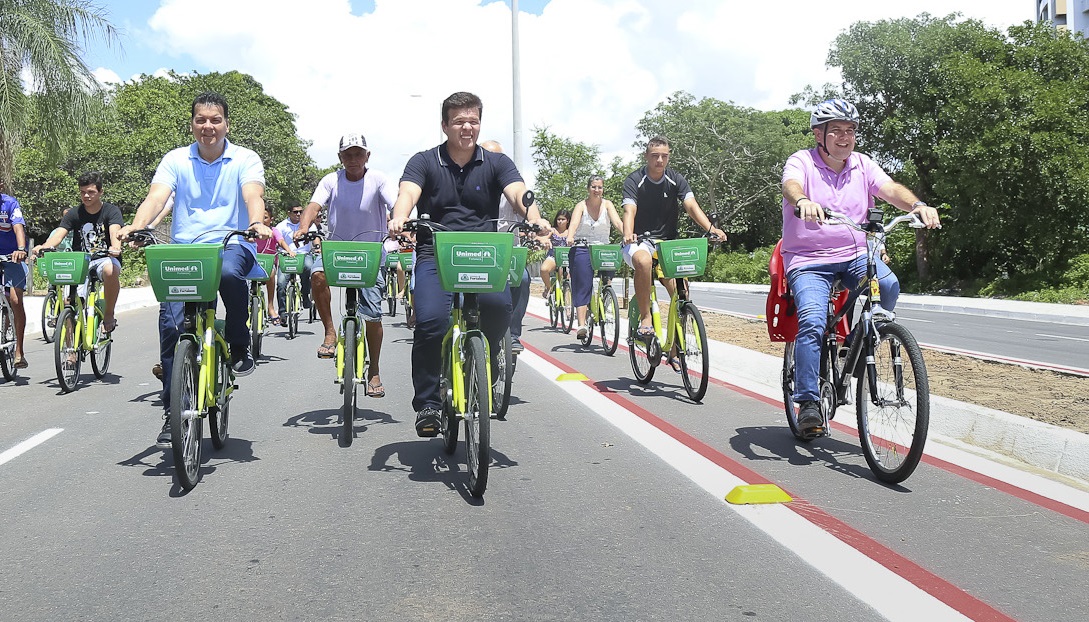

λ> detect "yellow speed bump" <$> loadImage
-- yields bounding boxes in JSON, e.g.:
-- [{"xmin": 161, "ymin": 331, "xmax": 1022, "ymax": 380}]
[
  {"xmin": 725, "ymin": 484, "xmax": 792, "ymax": 505},
  {"xmin": 556, "ymin": 372, "xmax": 589, "ymax": 382}
]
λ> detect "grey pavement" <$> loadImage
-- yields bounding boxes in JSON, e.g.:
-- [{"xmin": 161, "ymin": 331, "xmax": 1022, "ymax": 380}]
[{"xmin": 20, "ymin": 285, "xmax": 1089, "ymax": 485}]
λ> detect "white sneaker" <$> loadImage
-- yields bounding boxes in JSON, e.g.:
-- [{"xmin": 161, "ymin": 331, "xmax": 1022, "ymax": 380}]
[{"xmin": 576, "ymin": 325, "xmax": 588, "ymax": 339}]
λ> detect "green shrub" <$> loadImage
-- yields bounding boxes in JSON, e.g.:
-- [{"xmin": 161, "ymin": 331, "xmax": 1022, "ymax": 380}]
[{"xmin": 702, "ymin": 245, "xmax": 774, "ymax": 284}]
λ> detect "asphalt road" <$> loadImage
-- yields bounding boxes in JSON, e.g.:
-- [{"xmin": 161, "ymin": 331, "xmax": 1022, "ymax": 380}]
[
  {"xmin": 684, "ymin": 286, "xmax": 1089, "ymax": 373},
  {"xmin": 2, "ymin": 301, "xmax": 1087, "ymax": 621}
]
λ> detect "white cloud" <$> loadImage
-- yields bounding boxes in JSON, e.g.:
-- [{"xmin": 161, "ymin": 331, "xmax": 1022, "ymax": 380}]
[{"xmin": 127, "ymin": 0, "xmax": 1032, "ymax": 185}]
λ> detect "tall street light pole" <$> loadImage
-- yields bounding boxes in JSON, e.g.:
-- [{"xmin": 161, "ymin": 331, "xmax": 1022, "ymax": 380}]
[{"xmin": 511, "ymin": 0, "xmax": 524, "ymax": 173}]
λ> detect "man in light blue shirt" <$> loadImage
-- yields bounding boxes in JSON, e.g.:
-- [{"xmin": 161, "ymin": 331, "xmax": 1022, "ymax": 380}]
[{"xmin": 121, "ymin": 91, "xmax": 272, "ymax": 448}]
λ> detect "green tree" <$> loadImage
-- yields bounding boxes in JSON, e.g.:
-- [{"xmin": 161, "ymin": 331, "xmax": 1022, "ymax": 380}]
[
  {"xmin": 530, "ymin": 127, "xmax": 607, "ymax": 218},
  {"xmin": 0, "ymin": 0, "xmax": 119, "ymax": 187},
  {"xmin": 828, "ymin": 15, "xmax": 1089, "ymax": 285},
  {"xmin": 634, "ymin": 92, "xmax": 811, "ymax": 249}
]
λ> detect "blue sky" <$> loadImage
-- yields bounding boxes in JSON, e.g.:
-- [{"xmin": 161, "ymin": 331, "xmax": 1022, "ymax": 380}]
[{"xmin": 81, "ymin": 0, "xmax": 1033, "ymax": 178}]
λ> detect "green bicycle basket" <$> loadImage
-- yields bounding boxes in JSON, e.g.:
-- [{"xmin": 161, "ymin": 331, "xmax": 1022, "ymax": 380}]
[
  {"xmin": 145, "ymin": 244, "xmax": 223, "ymax": 302},
  {"xmin": 280, "ymin": 253, "xmax": 305, "ymax": 275},
  {"xmin": 656, "ymin": 238, "xmax": 708, "ymax": 278},
  {"xmin": 320, "ymin": 241, "xmax": 382, "ymax": 288},
  {"xmin": 508, "ymin": 246, "xmax": 529, "ymax": 286},
  {"xmin": 385, "ymin": 252, "xmax": 401, "ymax": 268},
  {"xmin": 252, "ymin": 253, "xmax": 275, "ymax": 283},
  {"xmin": 41, "ymin": 252, "xmax": 90, "ymax": 286},
  {"xmin": 553, "ymin": 245, "xmax": 570, "ymax": 268},
  {"xmin": 398, "ymin": 252, "xmax": 415, "ymax": 271},
  {"xmin": 434, "ymin": 231, "xmax": 514, "ymax": 293},
  {"xmin": 590, "ymin": 244, "xmax": 622, "ymax": 272}
]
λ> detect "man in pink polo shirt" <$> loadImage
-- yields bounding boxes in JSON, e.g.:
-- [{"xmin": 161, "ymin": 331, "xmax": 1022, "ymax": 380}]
[{"xmin": 780, "ymin": 99, "xmax": 940, "ymax": 439}]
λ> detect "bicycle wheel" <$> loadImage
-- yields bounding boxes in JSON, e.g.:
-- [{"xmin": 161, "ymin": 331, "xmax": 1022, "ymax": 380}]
[
  {"xmin": 599, "ymin": 286, "xmax": 620, "ymax": 356},
  {"xmin": 54, "ymin": 308, "xmax": 81, "ymax": 392},
  {"xmin": 386, "ymin": 278, "xmax": 397, "ymax": 317},
  {"xmin": 856, "ymin": 321, "xmax": 930, "ymax": 484},
  {"xmin": 170, "ymin": 339, "xmax": 202, "ymax": 490},
  {"xmin": 90, "ymin": 306, "xmax": 112, "ymax": 378},
  {"xmin": 493, "ymin": 328, "xmax": 514, "ymax": 421},
  {"xmin": 781, "ymin": 341, "xmax": 808, "ymax": 441},
  {"xmin": 628, "ymin": 324, "xmax": 657, "ymax": 385},
  {"xmin": 249, "ymin": 296, "xmax": 263, "ymax": 359},
  {"xmin": 287, "ymin": 283, "xmax": 300, "ymax": 339},
  {"xmin": 0, "ymin": 302, "xmax": 15, "ymax": 380},
  {"xmin": 464, "ymin": 334, "xmax": 491, "ymax": 498},
  {"xmin": 41, "ymin": 289, "xmax": 59, "ymax": 343},
  {"xmin": 561, "ymin": 280, "xmax": 575, "ymax": 334},
  {"xmin": 209, "ymin": 342, "xmax": 231, "ymax": 450},
  {"xmin": 340, "ymin": 320, "xmax": 358, "ymax": 447},
  {"xmin": 308, "ymin": 294, "xmax": 317, "ymax": 323},
  {"xmin": 548, "ymin": 286, "xmax": 559, "ymax": 329},
  {"xmin": 677, "ymin": 303, "xmax": 709, "ymax": 402}
]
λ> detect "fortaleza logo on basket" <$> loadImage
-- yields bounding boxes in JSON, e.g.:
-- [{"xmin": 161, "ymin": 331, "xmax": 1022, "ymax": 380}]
[
  {"xmin": 667, "ymin": 246, "xmax": 701, "ymax": 275},
  {"xmin": 160, "ymin": 261, "xmax": 204, "ymax": 281},
  {"xmin": 451, "ymin": 245, "xmax": 498, "ymax": 268}
]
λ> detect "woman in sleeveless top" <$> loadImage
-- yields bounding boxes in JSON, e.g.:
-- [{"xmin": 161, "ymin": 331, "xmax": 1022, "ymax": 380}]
[
  {"xmin": 539, "ymin": 209, "xmax": 571, "ymax": 300},
  {"xmin": 566, "ymin": 175, "xmax": 623, "ymax": 340}
]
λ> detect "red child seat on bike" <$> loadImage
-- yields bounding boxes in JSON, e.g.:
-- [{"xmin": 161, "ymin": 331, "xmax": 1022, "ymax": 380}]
[{"xmin": 766, "ymin": 240, "xmax": 850, "ymax": 342}]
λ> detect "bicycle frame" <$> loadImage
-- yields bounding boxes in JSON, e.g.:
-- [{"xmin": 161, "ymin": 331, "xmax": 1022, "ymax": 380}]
[
  {"xmin": 637, "ymin": 273, "xmax": 691, "ymax": 355},
  {"xmin": 182, "ymin": 303, "xmax": 233, "ymax": 413},
  {"xmin": 442, "ymin": 294, "xmax": 491, "ymax": 414},
  {"xmin": 335, "ymin": 288, "xmax": 366, "ymax": 385}
]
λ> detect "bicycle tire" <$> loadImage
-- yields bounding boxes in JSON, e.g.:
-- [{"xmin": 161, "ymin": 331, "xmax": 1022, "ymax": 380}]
[
  {"xmin": 629, "ymin": 324, "xmax": 657, "ymax": 385},
  {"xmin": 464, "ymin": 333, "xmax": 491, "ymax": 498},
  {"xmin": 0, "ymin": 302, "xmax": 15, "ymax": 380},
  {"xmin": 856, "ymin": 321, "xmax": 930, "ymax": 484},
  {"xmin": 170, "ymin": 339, "xmax": 202, "ymax": 490},
  {"xmin": 678, "ymin": 303, "xmax": 709, "ymax": 402},
  {"xmin": 90, "ymin": 306, "xmax": 112, "ymax": 379},
  {"xmin": 548, "ymin": 285, "xmax": 559, "ymax": 329},
  {"xmin": 340, "ymin": 319, "xmax": 358, "ymax": 447},
  {"xmin": 209, "ymin": 342, "xmax": 231, "ymax": 450},
  {"xmin": 493, "ymin": 328, "xmax": 514, "ymax": 420},
  {"xmin": 781, "ymin": 341, "xmax": 808, "ymax": 441},
  {"xmin": 54, "ymin": 308, "xmax": 81, "ymax": 392},
  {"xmin": 308, "ymin": 295, "xmax": 317, "ymax": 323},
  {"xmin": 386, "ymin": 277, "xmax": 397, "ymax": 317},
  {"xmin": 249, "ymin": 296, "xmax": 263, "ymax": 359},
  {"xmin": 41, "ymin": 289, "xmax": 58, "ymax": 343},
  {"xmin": 561, "ymin": 280, "xmax": 575, "ymax": 334},
  {"xmin": 441, "ymin": 346, "xmax": 459, "ymax": 455},
  {"xmin": 286, "ymin": 281, "xmax": 298, "ymax": 339},
  {"xmin": 599, "ymin": 286, "xmax": 619, "ymax": 356}
]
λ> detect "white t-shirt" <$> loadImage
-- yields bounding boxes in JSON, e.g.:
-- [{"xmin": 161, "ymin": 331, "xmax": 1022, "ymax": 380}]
[
  {"xmin": 274, "ymin": 218, "xmax": 318, "ymax": 254},
  {"xmin": 309, "ymin": 168, "xmax": 397, "ymax": 242}
]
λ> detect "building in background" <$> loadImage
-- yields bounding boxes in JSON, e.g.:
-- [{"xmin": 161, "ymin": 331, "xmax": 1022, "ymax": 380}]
[{"xmin": 1036, "ymin": 0, "xmax": 1089, "ymax": 37}]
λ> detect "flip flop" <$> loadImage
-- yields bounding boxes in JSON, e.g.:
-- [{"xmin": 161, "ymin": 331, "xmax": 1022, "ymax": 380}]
[
  {"xmin": 269, "ymin": 316, "xmax": 282, "ymax": 326},
  {"xmin": 666, "ymin": 356, "xmax": 682, "ymax": 373},
  {"xmin": 366, "ymin": 378, "xmax": 385, "ymax": 398},
  {"xmin": 317, "ymin": 341, "xmax": 336, "ymax": 358},
  {"xmin": 13, "ymin": 357, "xmax": 28, "ymax": 370},
  {"xmin": 100, "ymin": 318, "xmax": 117, "ymax": 335}
]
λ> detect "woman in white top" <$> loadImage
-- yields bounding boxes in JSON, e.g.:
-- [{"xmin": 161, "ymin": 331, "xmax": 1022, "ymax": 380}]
[{"xmin": 566, "ymin": 175, "xmax": 623, "ymax": 340}]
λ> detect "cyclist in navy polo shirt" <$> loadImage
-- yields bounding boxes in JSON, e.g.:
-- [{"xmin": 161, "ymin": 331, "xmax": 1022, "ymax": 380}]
[{"xmin": 388, "ymin": 91, "xmax": 550, "ymax": 437}]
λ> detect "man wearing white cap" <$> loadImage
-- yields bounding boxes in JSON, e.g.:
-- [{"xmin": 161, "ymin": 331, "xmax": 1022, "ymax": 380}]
[{"xmin": 295, "ymin": 132, "xmax": 397, "ymax": 398}]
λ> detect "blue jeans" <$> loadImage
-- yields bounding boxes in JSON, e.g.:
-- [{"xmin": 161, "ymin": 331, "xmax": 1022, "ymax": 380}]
[
  {"xmin": 276, "ymin": 253, "xmax": 313, "ymax": 312},
  {"xmin": 510, "ymin": 268, "xmax": 530, "ymax": 342},
  {"xmin": 159, "ymin": 245, "xmax": 254, "ymax": 410},
  {"xmin": 786, "ymin": 254, "xmax": 898, "ymax": 403},
  {"xmin": 410, "ymin": 256, "xmax": 512, "ymax": 412}
]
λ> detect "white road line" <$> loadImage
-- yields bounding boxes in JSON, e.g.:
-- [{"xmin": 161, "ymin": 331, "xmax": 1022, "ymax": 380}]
[
  {"xmin": 1036, "ymin": 333, "xmax": 1089, "ymax": 343},
  {"xmin": 0, "ymin": 429, "xmax": 64, "ymax": 467},
  {"xmin": 518, "ymin": 352, "xmax": 973, "ymax": 621}
]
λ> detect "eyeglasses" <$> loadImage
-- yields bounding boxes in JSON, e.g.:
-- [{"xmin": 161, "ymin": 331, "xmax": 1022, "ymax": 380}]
[{"xmin": 825, "ymin": 128, "xmax": 857, "ymax": 137}]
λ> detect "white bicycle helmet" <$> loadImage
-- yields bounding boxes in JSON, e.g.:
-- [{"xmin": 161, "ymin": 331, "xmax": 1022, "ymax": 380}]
[{"xmin": 810, "ymin": 99, "xmax": 860, "ymax": 129}]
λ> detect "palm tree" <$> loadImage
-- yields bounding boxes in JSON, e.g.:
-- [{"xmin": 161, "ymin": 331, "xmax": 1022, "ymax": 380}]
[{"xmin": 0, "ymin": 0, "xmax": 119, "ymax": 187}]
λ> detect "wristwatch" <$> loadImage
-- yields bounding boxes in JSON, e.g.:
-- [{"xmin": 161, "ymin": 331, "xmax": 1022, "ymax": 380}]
[{"xmin": 911, "ymin": 201, "xmax": 928, "ymax": 209}]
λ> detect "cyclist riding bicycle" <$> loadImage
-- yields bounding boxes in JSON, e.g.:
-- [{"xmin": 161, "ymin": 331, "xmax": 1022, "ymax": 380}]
[
  {"xmin": 0, "ymin": 181, "xmax": 29, "ymax": 369},
  {"xmin": 781, "ymin": 98, "xmax": 941, "ymax": 439},
  {"xmin": 568, "ymin": 174, "xmax": 623, "ymax": 341},
  {"xmin": 622, "ymin": 136, "xmax": 725, "ymax": 340},
  {"xmin": 34, "ymin": 172, "xmax": 125, "ymax": 337},
  {"xmin": 296, "ymin": 132, "xmax": 398, "ymax": 398},
  {"xmin": 387, "ymin": 91, "xmax": 550, "ymax": 437},
  {"xmin": 119, "ymin": 91, "xmax": 272, "ymax": 447},
  {"xmin": 274, "ymin": 204, "xmax": 317, "ymax": 320}
]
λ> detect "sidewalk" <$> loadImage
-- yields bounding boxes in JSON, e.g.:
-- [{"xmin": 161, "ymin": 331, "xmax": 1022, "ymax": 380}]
[{"xmin": 525, "ymin": 294, "xmax": 1089, "ymax": 486}]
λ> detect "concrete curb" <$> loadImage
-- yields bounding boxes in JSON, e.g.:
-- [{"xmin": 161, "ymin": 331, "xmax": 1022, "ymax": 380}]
[
  {"xmin": 526, "ymin": 295, "xmax": 1089, "ymax": 486},
  {"xmin": 686, "ymin": 281, "xmax": 1089, "ymax": 327}
]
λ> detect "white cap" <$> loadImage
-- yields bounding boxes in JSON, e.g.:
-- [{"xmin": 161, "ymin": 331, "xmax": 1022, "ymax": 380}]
[{"xmin": 338, "ymin": 133, "xmax": 369, "ymax": 153}]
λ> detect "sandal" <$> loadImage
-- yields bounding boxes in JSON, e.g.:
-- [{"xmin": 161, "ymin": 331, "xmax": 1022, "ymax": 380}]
[
  {"xmin": 316, "ymin": 341, "xmax": 336, "ymax": 359},
  {"xmin": 100, "ymin": 318, "xmax": 117, "ymax": 336},
  {"xmin": 366, "ymin": 378, "xmax": 385, "ymax": 398},
  {"xmin": 13, "ymin": 357, "xmax": 28, "ymax": 370},
  {"xmin": 269, "ymin": 316, "xmax": 281, "ymax": 326},
  {"xmin": 636, "ymin": 325, "xmax": 655, "ymax": 339},
  {"xmin": 666, "ymin": 356, "xmax": 682, "ymax": 373}
]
